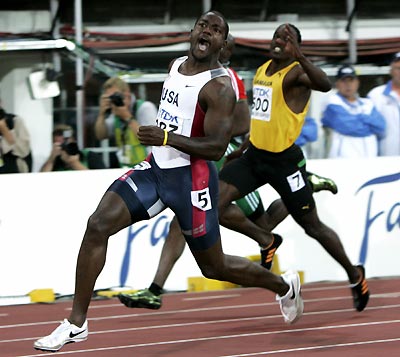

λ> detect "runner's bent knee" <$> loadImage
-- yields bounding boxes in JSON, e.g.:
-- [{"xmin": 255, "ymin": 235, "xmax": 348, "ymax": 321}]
[
  {"xmin": 199, "ymin": 264, "xmax": 223, "ymax": 280},
  {"xmin": 86, "ymin": 211, "xmax": 115, "ymax": 238}
]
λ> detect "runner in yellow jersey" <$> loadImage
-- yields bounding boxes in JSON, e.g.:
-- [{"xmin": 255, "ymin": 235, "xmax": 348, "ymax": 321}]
[{"xmin": 218, "ymin": 23, "xmax": 370, "ymax": 312}]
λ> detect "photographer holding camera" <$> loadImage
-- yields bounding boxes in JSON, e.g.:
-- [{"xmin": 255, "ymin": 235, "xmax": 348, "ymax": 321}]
[
  {"xmin": 40, "ymin": 124, "xmax": 88, "ymax": 172},
  {"xmin": 94, "ymin": 77, "xmax": 157, "ymax": 167},
  {"xmin": 0, "ymin": 102, "xmax": 32, "ymax": 174}
]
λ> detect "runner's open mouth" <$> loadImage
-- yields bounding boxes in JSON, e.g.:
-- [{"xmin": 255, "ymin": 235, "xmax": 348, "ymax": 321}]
[{"xmin": 198, "ymin": 38, "xmax": 210, "ymax": 51}]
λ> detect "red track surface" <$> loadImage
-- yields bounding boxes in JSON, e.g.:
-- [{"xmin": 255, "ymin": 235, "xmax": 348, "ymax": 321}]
[{"xmin": 1, "ymin": 278, "xmax": 400, "ymax": 357}]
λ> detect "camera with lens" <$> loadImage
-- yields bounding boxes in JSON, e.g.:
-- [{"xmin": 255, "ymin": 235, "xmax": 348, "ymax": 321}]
[
  {"xmin": 0, "ymin": 108, "xmax": 6, "ymax": 120},
  {"xmin": 61, "ymin": 130, "xmax": 79, "ymax": 156},
  {"xmin": 109, "ymin": 92, "xmax": 124, "ymax": 107}
]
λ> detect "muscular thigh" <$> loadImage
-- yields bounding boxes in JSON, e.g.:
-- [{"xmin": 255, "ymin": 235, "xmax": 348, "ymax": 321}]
[
  {"xmin": 219, "ymin": 153, "xmax": 261, "ymax": 197},
  {"xmin": 107, "ymin": 160, "xmax": 166, "ymax": 223},
  {"xmin": 265, "ymin": 148, "xmax": 315, "ymax": 219}
]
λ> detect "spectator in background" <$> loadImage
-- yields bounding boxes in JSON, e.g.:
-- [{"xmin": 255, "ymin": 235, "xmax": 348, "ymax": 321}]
[
  {"xmin": 295, "ymin": 115, "xmax": 318, "ymax": 158},
  {"xmin": 0, "ymin": 101, "xmax": 32, "ymax": 174},
  {"xmin": 40, "ymin": 124, "xmax": 88, "ymax": 172},
  {"xmin": 367, "ymin": 52, "xmax": 400, "ymax": 156},
  {"xmin": 321, "ymin": 65, "xmax": 386, "ymax": 158},
  {"xmin": 94, "ymin": 77, "xmax": 157, "ymax": 167}
]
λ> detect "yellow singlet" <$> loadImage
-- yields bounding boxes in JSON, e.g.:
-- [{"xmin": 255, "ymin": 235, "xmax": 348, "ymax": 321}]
[{"xmin": 250, "ymin": 60, "xmax": 310, "ymax": 153}]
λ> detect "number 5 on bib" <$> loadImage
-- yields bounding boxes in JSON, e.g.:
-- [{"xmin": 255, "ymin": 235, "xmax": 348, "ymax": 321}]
[{"xmin": 191, "ymin": 188, "xmax": 212, "ymax": 211}]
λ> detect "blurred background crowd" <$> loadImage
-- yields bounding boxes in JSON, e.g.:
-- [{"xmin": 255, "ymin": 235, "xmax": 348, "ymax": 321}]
[{"xmin": 0, "ymin": 0, "xmax": 399, "ymax": 174}]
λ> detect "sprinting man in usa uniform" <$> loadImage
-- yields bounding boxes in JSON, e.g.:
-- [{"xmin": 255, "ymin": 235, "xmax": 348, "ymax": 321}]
[{"xmin": 34, "ymin": 12, "xmax": 303, "ymax": 353}]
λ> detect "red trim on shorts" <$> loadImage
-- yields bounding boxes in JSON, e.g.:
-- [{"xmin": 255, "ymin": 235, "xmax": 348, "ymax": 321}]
[
  {"xmin": 191, "ymin": 158, "xmax": 209, "ymax": 238},
  {"xmin": 118, "ymin": 169, "xmax": 134, "ymax": 181},
  {"xmin": 118, "ymin": 154, "xmax": 152, "ymax": 181},
  {"xmin": 190, "ymin": 102, "xmax": 208, "ymax": 238}
]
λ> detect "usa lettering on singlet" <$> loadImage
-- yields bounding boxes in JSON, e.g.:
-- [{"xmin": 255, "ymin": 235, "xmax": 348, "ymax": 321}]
[{"xmin": 152, "ymin": 56, "xmax": 229, "ymax": 169}]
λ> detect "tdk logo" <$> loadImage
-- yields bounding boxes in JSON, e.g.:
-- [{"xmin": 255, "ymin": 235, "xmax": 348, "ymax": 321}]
[
  {"xmin": 157, "ymin": 108, "xmax": 178, "ymax": 123},
  {"xmin": 253, "ymin": 87, "xmax": 271, "ymax": 97}
]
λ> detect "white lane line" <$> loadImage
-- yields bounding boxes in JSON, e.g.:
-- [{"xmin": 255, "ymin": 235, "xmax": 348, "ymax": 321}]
[
  {"xmin": 220, "ymin": 337, "xmax": 400, "ymax": 356},
  {"xmin": 183, "ymin": 294, "xmax": 242, "ymax": 301},
  {"xmin": 15, "ymin": 321, "xmax": 400, "ymax": 356},
  {"xmin": 372, "ymin": 292, "xmax": 400, "ymax": 298}
]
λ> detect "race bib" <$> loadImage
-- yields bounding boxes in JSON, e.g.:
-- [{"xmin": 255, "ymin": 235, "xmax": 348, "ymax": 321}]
[
  {"xmin": 191, "ymin": 188, "xmax": 212, "ymax": 211},
  {"xmin": 286, "ymin": 170, "xmax": 306, "ymax": 192},
  {"xmin": 156, "ymin": 108, "xmax": 185, "ymax": 134},
  {"xmin": 252, "ymin": 85, "xmax": 272, "ymax": 122}
]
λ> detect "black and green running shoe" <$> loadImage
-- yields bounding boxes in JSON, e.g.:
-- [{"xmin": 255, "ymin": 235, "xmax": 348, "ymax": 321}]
[
  {"xmin": 118, "ymin": 289, "xmax": 162, "ymax": 310},
  {"xmin": 307, "ymin": 172, "xmax": 338, "ymax": 194}
]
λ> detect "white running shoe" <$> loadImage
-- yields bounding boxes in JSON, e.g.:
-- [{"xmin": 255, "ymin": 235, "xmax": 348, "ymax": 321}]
[
  {"xmin": 276, "ymin": 270, "xmax": 304, "ymax": 324},
  {"xmin": 33, "ymin": 319, "xmax": 88, "ymax": 352}
]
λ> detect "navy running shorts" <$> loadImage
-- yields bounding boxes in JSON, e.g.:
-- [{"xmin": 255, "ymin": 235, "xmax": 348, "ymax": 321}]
[
  {"xmin": 219, "ymin": 143, "xmax": 315, "ymax": 219},
  {"xmin": 108, "ymin": 155, "xmax": 221, "ymax": 251}
]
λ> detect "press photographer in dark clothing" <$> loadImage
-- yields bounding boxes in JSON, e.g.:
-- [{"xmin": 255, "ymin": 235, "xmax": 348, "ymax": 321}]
[
  {"xmin": 0, "ymin": 105, "xmax": 32, "ymax": 174},
  {"xmin": 40, "ymin": 124, "xmax": 88, "ymax": 172}
]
